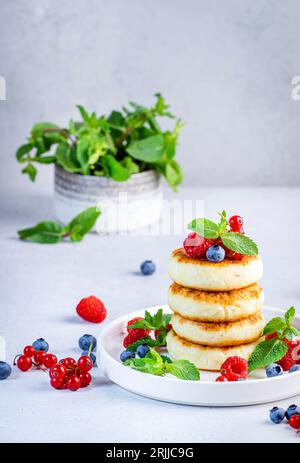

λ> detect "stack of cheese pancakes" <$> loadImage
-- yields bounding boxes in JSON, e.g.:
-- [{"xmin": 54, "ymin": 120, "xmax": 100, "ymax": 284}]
[{"xmin": 167, "ymin": 249, "xmax": 264, "ymax": 371}]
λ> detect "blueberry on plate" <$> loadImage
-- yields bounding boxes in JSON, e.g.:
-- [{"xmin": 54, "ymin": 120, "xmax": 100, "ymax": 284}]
[
  {"xmin": 79, "ymin": 334, "xmax": 97, "ymax": 352},
  {"xmin": 269, "ymin": 406, "xmax": 285, "ymax": 424},
  {"xmin": 289, "ymin": 364, "xmax": 300, "ymax": 373},
  {"xmin": 265, "ymin": 363, "xmax": 283, "ymax": 378},
  {"xmin": 285, "ymin": 404, "xmax": 300, "ymax": 420},
  {"xmin": 120, "ymin": 350, "xmax": 135, "ymax": 363},
  {"xmin": 0, "ymin": 361, "xmax": 12, "ymax": 380},
  {"xmin": 81, "ymin": 351, "xmax": 97, "ymax": 367},
  {"xmin": 140, "ymin": 260, "xmax": 156, "ymax": 276},
  {"xmin": 206, "ymin": 245, "xmax": 225, "ymax": 263},
  {"xmin": 32, "ymin": 338, "xmax": 49, "ymax": 352},
  {"xmin": 136, "ymin": 345, "xmax": 150, "ymax": 358}
]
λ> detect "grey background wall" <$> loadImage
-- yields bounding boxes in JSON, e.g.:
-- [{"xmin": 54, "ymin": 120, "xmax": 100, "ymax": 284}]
[{"xmin": 1, "ymin": 0, "xmax": 300, "ymax": 193}]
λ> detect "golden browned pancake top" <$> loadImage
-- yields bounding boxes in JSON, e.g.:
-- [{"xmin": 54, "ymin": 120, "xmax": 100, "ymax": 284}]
[
  {"xmin": 171, "ymin": 248, "xmax": 257, "ymax": 267},
  {"xmin": 170, "ymin": 282, "xmax": 263, "ymax": 305}
]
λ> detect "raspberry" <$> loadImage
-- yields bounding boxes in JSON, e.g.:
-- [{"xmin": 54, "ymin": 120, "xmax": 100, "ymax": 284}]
[
  {"xmin": 123, "ymin": 332, "xmax": 138, "ymax": 348},
  {"xmin": 76, "ymin": 295, "xmax": 107, "ymax": 323},
  {"xmin": 265, "ymin": 332, "xmax": 278, "ymax": 340},
  {"xmin": 183, "ymin": 233, "xmax": 214, "ymax": 259},
  {"xmin": 127, "ymin": 317, "xmax": 151, "ymax": 340},
  {"xmin": 227, "ymin": 250, "xmax": 244, "ymax": 261},
  {"xmin": 215, "ymin": 375, "xmax": 228, "ymax": 382},
  {"xmin": 220, "ymin": 356, "xmax": 248, "ymax": 381},
  {"xmin": 278, "ymin": 340, "xmax": 298, "ymax": 371}
]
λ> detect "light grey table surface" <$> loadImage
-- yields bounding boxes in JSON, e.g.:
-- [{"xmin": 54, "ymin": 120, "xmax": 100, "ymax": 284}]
[{"xmin": 1, "ymin": 186, "xmax": 300, "ymax": 443}]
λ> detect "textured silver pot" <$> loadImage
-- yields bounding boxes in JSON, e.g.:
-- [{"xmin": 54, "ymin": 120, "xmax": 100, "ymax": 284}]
[{"xmin": 54, "ymin": 164, "xmax": 163, "ymax": 233}]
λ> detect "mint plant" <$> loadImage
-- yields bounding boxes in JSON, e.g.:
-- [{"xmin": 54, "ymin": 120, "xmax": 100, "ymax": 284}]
[{"xmin": 16, "ymin": 94, "xmax": 183, "ymax": 191}]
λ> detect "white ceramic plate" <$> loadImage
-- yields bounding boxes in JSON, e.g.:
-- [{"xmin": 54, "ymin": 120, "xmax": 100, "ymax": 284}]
[{"xmin": 98, "ymin": 306, "xmax": 300, "ymax": 406}]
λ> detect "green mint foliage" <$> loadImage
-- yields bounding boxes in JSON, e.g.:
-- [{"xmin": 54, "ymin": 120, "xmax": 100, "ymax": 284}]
[
  {"xmin": 18, "ymin": 207, "xmax": 100, "ymax": 244},
  {"xmin": 16, "ymin": 94, "xmax": 183, "ymax": 191},
  {"xmin": 166, "ymin": 359, "xmax": 200, "ymax": 381},
  {"xmin": 187, "ymin": 218, "xmax": 219, "ymax": 239},
  {"xmin": 125, "ymin": 337, "xmax": 159, "ymax": 352},
  {"xmin": 248, "ymin": 338, "xmax": 288, "ymax": 372},
  {"xmin": 263, "ymin": 306, "xmax": 300, "ymax": 339},
  {"xmin": 217, "ymin": 210, "xmax": 227, "ymax": 235},
  {"xmin": 220, "ymin": 232, "xmax": 258, "ymax": 256},
  {"xmin": 127, "ymin": 309, "xmax": 172, "ymax": 347},
  {"xmin": 124, "ymin": 348, "xmax": 199, "ymax": 381}
]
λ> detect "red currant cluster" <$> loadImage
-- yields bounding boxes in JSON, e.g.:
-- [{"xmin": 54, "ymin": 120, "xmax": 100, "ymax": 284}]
[
  {"xmin": 15, "ymin": 345, "xmax": 57, "ymax": 372},
  {"xmin": 215, "ymin": 356, "xmax": 248, "ymax": 382},
  {"xmin": 49, "ymin": 355, "xmax": 93, "ymax": 391},
  {"xmin": 183, "ymin": 215, "xmax": 245, "ymax": 260}
]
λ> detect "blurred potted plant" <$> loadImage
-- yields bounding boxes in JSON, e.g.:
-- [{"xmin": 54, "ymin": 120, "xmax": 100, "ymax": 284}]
[{"xmin": 16, "ymin": 94, "xmax": 183, "ymax": 233}]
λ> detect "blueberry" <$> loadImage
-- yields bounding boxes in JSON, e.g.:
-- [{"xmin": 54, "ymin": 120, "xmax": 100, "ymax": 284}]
[
  {"xmin": 81, "ymin": 351, "xmax": 97, "ymax": 367},
  {"xmin": 289, "ymin": 365, "xmax": 300, "ymax": 373},
  {"xmin": 266, "ymin": 363, "xmax": 283, "ymax": 378},
  {"xmin": 206, "ymin": 245, "xmax": 225, "ymax": 263},
  {"xmin": 32, "ymin": 338, "xmax": 49, "ymax": 352},
  {"xmin": 0, "ymin": 361, "xmax": 12, "ymax": 380},
  {"xmin": 136, "ymin": 344, "xmax": 150, "ymax": 358},
  {"xmin": 269, "ymin": 406, "xmax": 285, "ymax": 424},
  {"xmin": 120, "ymin": 350, "xmax": 135, "ymax": 362},
  {"xmin": 285, "ymin": 404, "xmax": 300, "ymax": 420},
  {"xmin": 79, "ymin": 334, "xmax": 97, "ymax": 352},
  {"xmin": 140, "ymin": 260, "xmax": 156, "ymax": 276}
]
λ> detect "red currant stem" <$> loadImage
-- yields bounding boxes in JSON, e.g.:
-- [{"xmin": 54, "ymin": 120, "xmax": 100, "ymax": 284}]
[{"xmin": 13, "ymin": 354, "xmax": 21, "ymax": 365}]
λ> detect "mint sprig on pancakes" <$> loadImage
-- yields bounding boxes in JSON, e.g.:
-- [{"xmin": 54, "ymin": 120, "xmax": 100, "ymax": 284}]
[
  {"xmin": 127, "ymin": 308, "xmax": 172, "ymax": 346},
  {"xmin": 248, "ymin": 307, "xmax": 300, "ymax": 371},
  {"xmin": 188, "ymin": 210, "xmax": 258, "ymax": 256}
]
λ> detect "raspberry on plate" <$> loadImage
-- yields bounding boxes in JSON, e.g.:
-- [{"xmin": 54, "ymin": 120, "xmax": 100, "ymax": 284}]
[
  {"xmin": 127, "ymin": 317, "xmax": 151, "ymax": 340},
  {"xmin": 278, "ymin": 341, "xmax": 297, "ymax": 371},
  {"xmin": 76, "ymin": 295, "xmax": 107, "ymax": 323},
  {"xmin": 220, "ymin": 356, "xmax": 248, "ymax": 381},
  {"xmin": 183, "ymin": 232, "xmax": 214, "ymax": 259}
]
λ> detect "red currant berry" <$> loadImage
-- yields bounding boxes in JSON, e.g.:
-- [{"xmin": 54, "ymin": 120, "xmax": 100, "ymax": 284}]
[
  {"xmin": 77, "ymin": 355, "xmax": 93, "ymax": 372},
  {"xmin": 215, "ymin": 375, "xmax": 228, "ymax": 382},
  {"xmin": 23, "ymin": 346, "xmax": 35, "ymax": 357},
  {"xmin": 17, "ymin": 355, "xmax": 32, "ymax": 372},
  {"xmin": 33, "ymin": 351, "xmax": 46, "ymax": 365},
  {"xmin": 59, "ymin": 357, "xmax": 76, "ymax": 367},
  {"xmin": 229, "ymin": 215, "xmax": 243, "ymax": 231},
  {"xmin": 43, "ymin": 354, "xmax": 58, "ymax": 369},
  {"xmin": 183, "ymin": 233, "xmax": 214, "ymax": 259},
  {"xmin": 50, "ymin": 377, "xmax": 64, "ymax": 390},
  {"xmin": 67, "ymin": 375, "xmax": 81, "ymax": 391},
  {"xmin": 79, "ymin": 371, "xmax": 92, "ymax": 388},
  {"xmin": 49, "ymin": 364, "xmax": 67, "ymax": 380},
  {"xmin": 288, "ymin": 415, "xmax": 300, "ymax": 430}
]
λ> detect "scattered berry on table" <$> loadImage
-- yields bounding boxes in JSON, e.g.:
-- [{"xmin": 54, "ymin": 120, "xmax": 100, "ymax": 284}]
[
  {"xmin": 49, "ymin": 364, "xmax": 67, "ymax": 380},
  {"xmin": 43, "ymin": 354, "xmax": 58, "ymax": 369},
  {"xmin": 289, "ymin": 364, "xmax": 300, "ymax": 373},
  {"xmin": 0, "ymin": 361, "xmax": 12, "ymax": 380},
  {"xmin": 23, "ymin": 346, "xmax": 35, "ymax": 357},
  {"xmin": 269, "ymin": 407, "xmax": 285, "ymax": 424},
  {"xmin": 32, "ymin": 338, "xmax": 49, "ymax": 352},
  {"xmin": 67, "ymin": 375, "xmax": 81, "ymax": 391},
  {"xmin": 183, "ymin": 232, "xmax": 214, "ymax": 259},
  {"xmin": 215, "ymin": 375, "xmax": 228, "ymax": 382},
  {"xmin": 77, "ymin": 355, "xmax": 93, "ymax": 372},
  {"xmin": 17, "ymin": 355, "xmax": 32, "ymax": 372},
  {"xmin": 79, "ymin": 371, "xmax": 92, "ymax": 388},
  {"xmin": 228, "ymin": 215, "xmax": 244, "ymax": 233},
  {"xmin": 136, "ymin": 345, "xmax": 150, "ymax": 358},
  {"xmin": 220, "ymin": 356, "xmax": 248, "ymax": 381},
  {"xmin": 59, "ymin": 357, "xmax": 76, "ymax": 367},
  {"xmin": 50, "ymin": 377, "xmax": 65, "ymax": 390},
  {"xmin": 33, "ymin": 351, "xmax": 46, "ymax": 366},
  {"xmin": 206, "ymin": 245, "xmax": 225, "ymax": 263},
  {"xmin": 285, "ymin": 404, "xmax": 300, "ymax": 420},
  {"xmin": 78, "ymin": 334, "xmax": 97, "ymax": 352},
  {"xmin": 288, "ymin": 415, "xmax": 300, "ymax": 430},
  {"xmin": 81, "ymin": 351, "xmax": 97, "ymax": 366},
  {"xmin": 76, "ymin": 295, "xmax": 107, "ymax": 323},
  {"xmin": 120, "ymin": 350, "xmax": 135, "ymax": 362},
  {"xmin": 265, "ymin": 363, "xmax": 283, "ymax": 378},
  {"xmin": 140, "ymin": 260, "xmax": 156, "ymax": 275}
]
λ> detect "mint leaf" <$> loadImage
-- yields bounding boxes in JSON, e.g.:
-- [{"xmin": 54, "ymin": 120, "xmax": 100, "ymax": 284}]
[
  {"xmin": 63, "ymin": 207, "xmax": 100, "ymax": 241},
  {"xmin": 221, "ymin": 232, "xmax": 258, "ymax": 255},
  {"xmin": 166, "ymin": 359, "xmax": 200, "ymax": 381},
  {"xmin": 55, "ymin": 143, "xmax": 81, "ymax": 173},
  {"xmin": 18, "ymin": 221, "xmax": 63, "ymax": 244},
  {"xmin": 125, "ymin": 337, "xmax": 158, "ymax": 352},
  {"xmin": 248, "ymin": 338, "xmax": 288, "ymax": 372},
  {"xmin": 263, "ymin": 317, "xmax": 286, "ymax": 337},
  {"xmin": 285, "ymin": 307, "xmax": 296, "ymax": 326},
  {"xmin": 126, "ymin": 134, "xmax": 165, "ymax": 162},
  {"xmin": 124, "ymin": 357, "xmax": 165, "ymax": 376},
  {"xmin": 100, "ymin": 155, "xmax": 130, "ymax": 181},
  {"xmin": 188, "ymin": 218, "xmax": 219, "ymax": 239},
  {"xmin": 128, "ymin": 308, "xmax": 165, "ymax": 331},
  {"xmin": 161, "ymin": 355, "xmax": 173, "ymax": 364},
  {"xmin": 22, "ymin": 163, "xmax": 37, "ymax": 182},
  {"xmin": 218, "ymin": 210, "xmax": 228, "ymax": 235},
  {"xmin": 16, "ymin": 143, "xmax": 33, "ymax": 163}
]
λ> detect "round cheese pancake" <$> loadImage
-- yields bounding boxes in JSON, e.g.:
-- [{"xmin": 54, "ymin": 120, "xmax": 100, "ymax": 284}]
[
  {"xmin": 171, "ymin": 311, "xmax": 264, "ymax": 347},
  {"xmin": 168, "ymin": 282, "xmax": 264, "ymax": 322},
  {"xmin": 167, "ymin": 329, "xmax": 259, "ymax": 371},
  {"xmin": 168, "ymin": 248, "xmax": 263, "ymax": 291}
]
